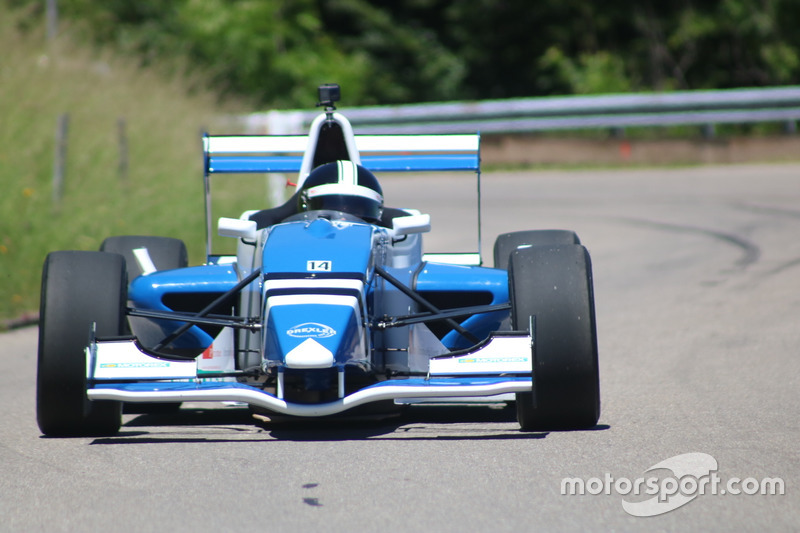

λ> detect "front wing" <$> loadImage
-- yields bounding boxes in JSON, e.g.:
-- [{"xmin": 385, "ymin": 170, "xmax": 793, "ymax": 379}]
[{"xmin": 86, "ymin": 333, "xmax": 534, "ymax": 417}]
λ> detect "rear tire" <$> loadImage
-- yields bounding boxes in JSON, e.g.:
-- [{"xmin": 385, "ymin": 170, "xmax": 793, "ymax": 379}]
[
  {"xmin": 494, "ymin": 230, "xmax": 580, "ymax": 270},
  {"xmin": 100, "ymin": 235, "xmax": 188, "ymax": 280},
  {"xmin": 509, "ymin": 244, "xmax": 600, "ymax": 431},
  {"xmin": 37, "ymin": 251, "xmax": 126, "ymax": 436}
]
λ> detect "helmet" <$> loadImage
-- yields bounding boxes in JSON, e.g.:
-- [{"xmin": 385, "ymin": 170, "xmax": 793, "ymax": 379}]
[{"xmin": 298, "ymin": 160, "xmax": 383, "ymax": 221}]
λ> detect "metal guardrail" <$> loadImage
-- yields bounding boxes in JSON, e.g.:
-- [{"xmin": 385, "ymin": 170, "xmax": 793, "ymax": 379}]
[{"xmin": 250, "ymin": 86, "xmax": 800, "ymax": 136}]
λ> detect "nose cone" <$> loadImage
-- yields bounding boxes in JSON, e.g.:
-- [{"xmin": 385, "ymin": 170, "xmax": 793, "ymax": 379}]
[{"xmin": 265, "ymin": 295, "xmax": 365, "ymax": 367}]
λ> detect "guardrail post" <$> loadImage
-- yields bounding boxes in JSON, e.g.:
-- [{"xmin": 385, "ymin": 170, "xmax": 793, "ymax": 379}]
[
  {"xmin": 46, "ymin": 0, "xmax": 58, "ymax": 41},
  {"xmin": 701, "ymin": 124, "xmax": 716, "ymax": 139},
  {"xmin": 783, "ymin": 120, "xmax": 797, "ymax": 135}
]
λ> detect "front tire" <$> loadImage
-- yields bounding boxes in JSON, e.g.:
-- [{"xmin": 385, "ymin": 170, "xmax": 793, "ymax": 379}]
[
  {"xmin": 509, "ymin": 244, "xmax": 600, "ymax": 431},
  {"xmin": 37, "ymin": 251, "xmax": 126, "ymax": 436},
  {"xmin": 100, "ymin": 236, "xmax": 187, "ymax": 414}
]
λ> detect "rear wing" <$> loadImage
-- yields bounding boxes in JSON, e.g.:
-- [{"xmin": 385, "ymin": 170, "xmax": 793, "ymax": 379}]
[
  {"xmin": 203, "ymin": 134, "xmax": 480, "ymax": 175},
  {"xmin": 202, "ymin": 115, "xmax": 482, "ymax": 262}
]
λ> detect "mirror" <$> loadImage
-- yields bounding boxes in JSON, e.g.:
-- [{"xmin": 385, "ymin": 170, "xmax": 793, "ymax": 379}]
[
  {"xmin": 218, "ymin": 217, "xmax": 257, "ymax": 241},
  {"xmin": 392, "ymin": 214, "xmax": 431, "ymax": 236}
]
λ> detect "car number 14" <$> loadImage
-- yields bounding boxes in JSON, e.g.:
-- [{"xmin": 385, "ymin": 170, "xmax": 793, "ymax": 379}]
[{"xmin": 307, "ymin": 260, "xmax": 332, "ymax": 272}]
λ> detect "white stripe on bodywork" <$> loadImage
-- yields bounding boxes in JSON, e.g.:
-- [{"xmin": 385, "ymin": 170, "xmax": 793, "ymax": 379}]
[
  {"xmin": 422, "ymin": 253, "xmax": 482, "ymax": 266},
  {"xmin": 264, "ymin": 279, "xmax": 364, "ymax": 293},
  {"xmin": 132, "ymin": 247, "xmax": 157, "ymax": 275},
  {"xmin": 266, "ymin": 294, "xmax": 361, "ymax": 314}
]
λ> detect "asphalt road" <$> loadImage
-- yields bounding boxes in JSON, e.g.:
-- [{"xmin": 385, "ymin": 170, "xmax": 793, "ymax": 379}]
[{"xmin": 2, "ymin": 163, "xmax": 799, "ymax": 532}]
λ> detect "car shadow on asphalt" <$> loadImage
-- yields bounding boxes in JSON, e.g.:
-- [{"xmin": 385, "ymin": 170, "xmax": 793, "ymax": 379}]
[{"xmin": 86, "ymin": 404, "xmax": 611, "ymax": 444}]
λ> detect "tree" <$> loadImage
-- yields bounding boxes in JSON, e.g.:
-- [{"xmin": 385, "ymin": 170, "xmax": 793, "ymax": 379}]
[{"xmin": 8, "ymin": 0, "xmax": 800, "ymax": 105}]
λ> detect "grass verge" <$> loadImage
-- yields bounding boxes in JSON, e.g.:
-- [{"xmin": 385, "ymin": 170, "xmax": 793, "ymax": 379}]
[{"xmin": 0, "ymin": 7, "xmax": 249, "ymax": 322}]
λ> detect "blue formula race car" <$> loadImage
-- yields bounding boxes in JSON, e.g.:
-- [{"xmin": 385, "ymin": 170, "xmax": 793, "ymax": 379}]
[{"xmin": 36, "ymin": 85, "xmax": 599, "ymax": 436}]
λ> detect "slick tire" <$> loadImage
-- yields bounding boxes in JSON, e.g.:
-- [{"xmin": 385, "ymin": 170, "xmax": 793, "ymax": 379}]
[
  {"xmin": 493, "ymin": 230, "xmax": 581, "ymax": 271},
  {"xmin": 37, "ymin": 251, "xmax": 126, "ymax": 436},
  {"xmin": 100, "ymin": 235, "xmax": 188, "ymax": 281},
  {"xmin": 100, "ymin": 236, "xmax": 187, "ymax": 414},
  {"xmin": 509, "ymin": 244, "xmax": 600, "ymax": 431}
]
